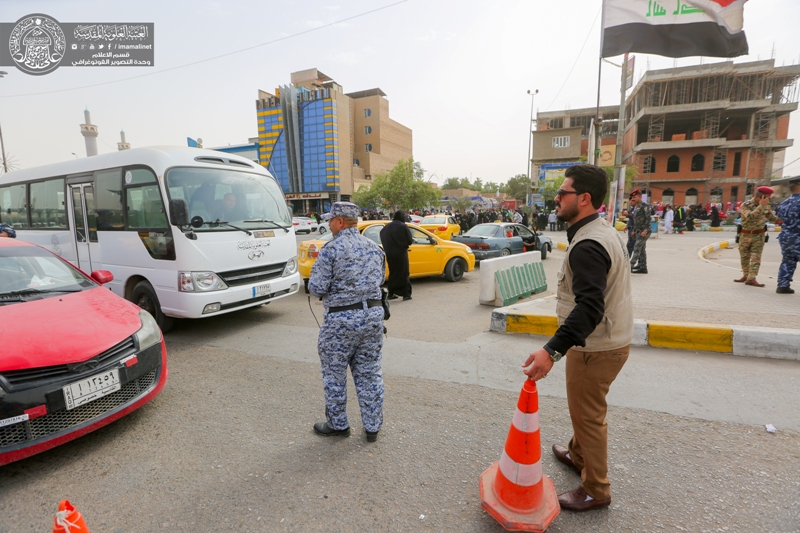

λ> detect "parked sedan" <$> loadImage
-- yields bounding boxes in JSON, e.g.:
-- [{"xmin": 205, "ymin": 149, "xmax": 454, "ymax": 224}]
[
  {"xmin": 317, "ymin": 221, "xmax": 331, "ymax": 234},
  {"xmin": 292, "ymin": 217, "xmax": 313, "ymax": 234},
  {"xmin": 298, "ymin": 221, "xmax": 475, "ymax": 289},
  {"xmin": 452, "ymin": 223, "xmax": 552, "ymax": 261},
  {"xmin": 0, "ymin": 239, "xmax": 168, "ymax": 466}
]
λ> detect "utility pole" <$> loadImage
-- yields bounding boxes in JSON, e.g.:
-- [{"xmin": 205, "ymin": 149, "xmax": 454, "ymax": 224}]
[
  {"xmin": 0, "ymin": 71, "xmax": 8, "ymax": 173},
  {"xmin": 526, "ymin": 89, "xmax": 538, "ymax": 207}
]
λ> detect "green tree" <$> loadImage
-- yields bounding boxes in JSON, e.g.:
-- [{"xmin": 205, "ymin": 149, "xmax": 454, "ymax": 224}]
[
  {"xmin": 442, "ymin": 177, "xmax": 463, "ymax": 190},
  {"xmin": 501, "ymin": 174, "xmax": 531, "ymax": 202},
  {"xmin": 482, "ymin": 181, "xmax": 500, "ymax": 194},
  {"xmin": 458, "ymin": 177, "xmax": 479, "ymax": 191},
  {"xmin": 352, "ymin": 158, "xmax": 440, "ymax": 212},
  {"xmin": 542, "ymin": 176, "xmax": 566, "ymax": 204},
  {"xmin": 447, "ymin": 196, "xmax": 475, "ymax": 213},
  {"xmin": 472, "ymin": 177, "xmax": 483, "ymax": 191},
  {"xmin": 601, "ymin": 165, "xmax": 638, "ymax": 206}
]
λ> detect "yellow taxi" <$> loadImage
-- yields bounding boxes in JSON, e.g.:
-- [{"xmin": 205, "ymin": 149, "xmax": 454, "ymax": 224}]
[
  {"xmin": 418, "ymin": 214, "xmax": 461, "ymax": 241},
  {"xmin": 298, "ymin": 221, "xmax": 475, "ymax": 290}
]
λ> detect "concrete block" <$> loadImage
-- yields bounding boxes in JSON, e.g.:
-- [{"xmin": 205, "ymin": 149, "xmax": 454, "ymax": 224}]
[
  {"xmin": 732, "ymin": 326, "xmax": 800, "ymax": 361},
  {"xmin": 648, "ymin": 321, "xmax": 733, "ymax": 353},
  {"xmin": 479, "ymin": 252, "xmax": 542, "ymax": 306},
  {"xmin": 632, "ymin": 319, "xmax": 648, "ymax": 346}
]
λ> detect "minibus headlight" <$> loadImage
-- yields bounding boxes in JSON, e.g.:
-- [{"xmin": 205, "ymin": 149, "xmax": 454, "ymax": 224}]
[
  {"xmin": 283, "ymin": 257, "xmax": 298, "ymax": 276},
  {"xmin": 178, "ymin": 271, "xmax": 228, "ymax": 292},
  {"xmin": 135, "ymin": 310, "xmax": 162, "ymax": 350}
]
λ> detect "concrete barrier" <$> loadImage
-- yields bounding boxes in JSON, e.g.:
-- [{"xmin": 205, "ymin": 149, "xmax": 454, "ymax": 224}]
[
  {"xmin": 697, "ymin": 239, "xmax": 736, "ymax": 261},
  {"xmin": 479, "ymin": 252, "xmax": 543, "ymax": 306}
]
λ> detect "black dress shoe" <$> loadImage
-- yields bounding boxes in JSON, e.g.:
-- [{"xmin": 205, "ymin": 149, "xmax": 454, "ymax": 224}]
[
  {"xmin": 366, "ymin": 431, "xmax": 378, "ymax": 443},
  {"xmin": 313, "ymin": 422, "xmax": 351, "ymax": 437},
  {"xmin": 387, "ymin": 294, "xmax": 399, "ymax": 300},
  {"xmin": 776, "ymin": 286, "xmax": 795, "ymax": 294},
  {"xmin": 631, "ymin": 268, "xmax": 648, "ymax": 274},
  {"xmin": 402, "ymin": 296, "xmax": 412, "ymax": 301}
]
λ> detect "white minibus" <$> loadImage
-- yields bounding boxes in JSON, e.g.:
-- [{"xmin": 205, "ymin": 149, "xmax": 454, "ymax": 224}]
[{"xmin": 0, "ymin": 146, "xmax": 300, "ymax": 330}]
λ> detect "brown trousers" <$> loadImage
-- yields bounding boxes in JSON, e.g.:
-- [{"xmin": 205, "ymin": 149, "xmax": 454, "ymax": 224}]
[{"xmin": 565, "ymin": 345, "xmax": 629, "ymax": 500}]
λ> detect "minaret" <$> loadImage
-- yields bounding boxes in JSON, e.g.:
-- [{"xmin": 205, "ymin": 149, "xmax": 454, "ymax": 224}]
[
  {"xmin": 117, "ymin": 129, "xmax": 130, "ymax": 151},
  {"xmin": 80, "ymin": 109, "xmax": 98, "ymax": 157}
]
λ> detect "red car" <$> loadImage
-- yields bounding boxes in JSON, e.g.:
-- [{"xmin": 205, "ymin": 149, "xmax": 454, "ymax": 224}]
[{"xmin": 0, "ymin": 238, "xmax": 168, "ymax": 466}]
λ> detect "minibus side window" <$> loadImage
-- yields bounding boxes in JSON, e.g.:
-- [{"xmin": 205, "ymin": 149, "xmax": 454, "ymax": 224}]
[
  {"xmin": 29, "ymin": 178, "xmax": 67, "ymax": 229},
  {"xmin": 0, "ymin": 184, "xmax": 30, "ymax": 229},
  {"xmin": 94, "ymin": 169, "xmax": 124, "ymax": 231}
]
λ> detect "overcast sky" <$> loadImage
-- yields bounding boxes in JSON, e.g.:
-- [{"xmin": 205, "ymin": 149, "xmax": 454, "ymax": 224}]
[{"xmin": 1, "ymin": 0, "xmax": 799, "ymax": 186}]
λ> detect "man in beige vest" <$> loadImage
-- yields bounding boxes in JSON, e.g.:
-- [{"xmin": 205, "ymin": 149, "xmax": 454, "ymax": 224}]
[{"xmin": 522, "ymin": 164, "xmax": 633, "ymax": 512}]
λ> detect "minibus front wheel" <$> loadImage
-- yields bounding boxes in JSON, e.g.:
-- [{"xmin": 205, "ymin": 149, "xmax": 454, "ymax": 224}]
[{"xmin": 132, "ymin": 280, "xmax": 175, "ymax": 333}]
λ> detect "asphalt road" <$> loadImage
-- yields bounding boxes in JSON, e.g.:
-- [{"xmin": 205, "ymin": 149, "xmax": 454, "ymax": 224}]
[{"xmin": 1, "ymin": 231, "xmax": 798, "ymax": 532}]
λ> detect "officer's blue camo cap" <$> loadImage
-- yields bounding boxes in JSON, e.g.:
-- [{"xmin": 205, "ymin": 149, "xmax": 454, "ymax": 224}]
[
  {"xmin": 321, "ymin": 213, "xmax": 333, "ymax": 221},
  {"xmin": 329, "ymin": 202, "xmax": 360, "ymax": 219}
]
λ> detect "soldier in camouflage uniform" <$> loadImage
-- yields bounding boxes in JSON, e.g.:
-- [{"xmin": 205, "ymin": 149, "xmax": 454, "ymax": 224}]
[
  {"xmin": 628, "ymin": 190, "xmax": 651, "ymax": 274},
  {"xmin": 776, "ymin": 177, "xmax": 800, "ymax": 294},
  {"xmin": 735, "ymin": 186, "xmax": 781, "ymax": 287},
  {"xmin": 308, "ymin": 202, "xmax": 386, "ymax": 442},
  {"xmin": 0, "ymin": 223, "xmax": 17, "ymax": 238}
]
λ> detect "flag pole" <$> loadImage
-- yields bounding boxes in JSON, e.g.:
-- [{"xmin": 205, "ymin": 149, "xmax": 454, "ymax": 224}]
[
  {"xmin": 590, "ymin": 57, "xmax": 603, "ymax": 165},
  {"xmin": 614, "ymin": 53, "xmax": 629, "ymax": 224}
]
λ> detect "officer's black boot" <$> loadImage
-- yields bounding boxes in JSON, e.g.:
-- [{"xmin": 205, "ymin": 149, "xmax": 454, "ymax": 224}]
[{"xmin": 776, "ymin": 286, "xmax": 795, "ymax": 294}]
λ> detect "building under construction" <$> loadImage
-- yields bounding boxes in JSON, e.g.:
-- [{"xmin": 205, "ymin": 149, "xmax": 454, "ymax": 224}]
[{"xmin": 622, "ymin": 59, "xmax": 800, "ymax": 207}]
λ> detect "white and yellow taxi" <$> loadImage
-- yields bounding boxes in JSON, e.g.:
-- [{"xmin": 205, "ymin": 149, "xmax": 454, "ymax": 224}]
[{"xmin": 298, "ymin": 221, "xmax": 475, "ymax": 289}]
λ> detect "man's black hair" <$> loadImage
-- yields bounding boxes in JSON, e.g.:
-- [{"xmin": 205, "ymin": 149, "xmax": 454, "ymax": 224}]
[{"xmin": 564, "ymin": 164, "xmax": 607, "ymax": 209}]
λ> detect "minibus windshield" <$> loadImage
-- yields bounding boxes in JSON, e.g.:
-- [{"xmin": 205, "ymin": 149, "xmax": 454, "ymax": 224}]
[{"xmin": 166, "ymin": 167, "xmax": 291, "ymax": 230}]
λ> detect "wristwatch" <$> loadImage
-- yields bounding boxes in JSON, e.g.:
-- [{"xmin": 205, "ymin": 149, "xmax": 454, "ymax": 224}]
[{"xmin": 543, "ymin": 345, "xmax": 564, "ymax": 363}]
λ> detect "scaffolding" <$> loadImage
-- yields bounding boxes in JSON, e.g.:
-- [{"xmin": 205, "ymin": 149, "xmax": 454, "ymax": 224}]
[
  {"xmin": 624, "ymin": 61, "xmax": 800, "ymax": 203},
  {"xmin": 748, "ymin": 110, "xmax": 777, "ymax": 183},
  {"xmin": 626, "ymin": 61, "xmax": 800, "ymax": 122}
]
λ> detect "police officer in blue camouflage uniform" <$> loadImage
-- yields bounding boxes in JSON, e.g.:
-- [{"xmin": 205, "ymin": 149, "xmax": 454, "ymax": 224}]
[
  {"xmin": 308, "ymin": 202, "xmax": 386, "ymax": 442},
  {"xmin": 0, "ymin": 223, "xmax": 17, "ymax": 238},
  {"xmin": 776, "ymin": 177, "xmax": 800, "ymax": 294}
]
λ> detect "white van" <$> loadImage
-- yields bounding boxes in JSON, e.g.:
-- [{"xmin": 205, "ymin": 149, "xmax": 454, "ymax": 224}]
[{"xmin": 0, "ymin": 146, "xmax": 300, "ymax": 330}]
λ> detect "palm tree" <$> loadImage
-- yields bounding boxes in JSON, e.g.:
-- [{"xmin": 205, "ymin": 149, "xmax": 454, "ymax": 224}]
[{"xmin": 447, "ymin": 196, "xmax": 475, "ymax": 213}]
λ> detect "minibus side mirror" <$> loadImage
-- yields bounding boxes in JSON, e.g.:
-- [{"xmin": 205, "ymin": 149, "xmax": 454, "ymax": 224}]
[{"xmin": 169, "ymin": 199, "xmax": 190, "ymax": 226}]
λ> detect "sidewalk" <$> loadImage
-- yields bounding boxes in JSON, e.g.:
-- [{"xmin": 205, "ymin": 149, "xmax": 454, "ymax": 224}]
[{"xmin": 533, "ymin": 228, "xmax": 799, "ymax": 329}]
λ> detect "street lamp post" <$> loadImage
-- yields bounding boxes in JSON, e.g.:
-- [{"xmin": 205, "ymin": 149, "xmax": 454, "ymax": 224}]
[
  {"xmin": 0, "ymin": 71, "xmax": 8, "ymax": 174},
  {"xmin": 526, "ymin": 89, "xmax": 539, "ymax": 207}
]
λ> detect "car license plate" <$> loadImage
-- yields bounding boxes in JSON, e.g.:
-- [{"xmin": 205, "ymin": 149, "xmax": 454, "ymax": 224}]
[
  {"xmin": 252, "ymin": 283, "xmax": 271, "ymax": 298},
  {"xmin": 63, "ymin": 368, "xmax": 121, "ymax": 410}
]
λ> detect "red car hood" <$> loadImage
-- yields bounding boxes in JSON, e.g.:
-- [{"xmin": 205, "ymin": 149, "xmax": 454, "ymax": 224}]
[{"xmin": 0, "ymin": 287, "xmax": 142, "ymax": 371}]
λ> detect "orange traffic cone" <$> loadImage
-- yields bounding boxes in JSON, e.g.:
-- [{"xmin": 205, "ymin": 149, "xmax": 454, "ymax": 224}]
[
  {"xmin": 479, "ymin": 379, "xmax": 560, "ymax": 532},
  {"xmin": 53, "ymin": 500, "xmax": 90, "ymax": 533}
]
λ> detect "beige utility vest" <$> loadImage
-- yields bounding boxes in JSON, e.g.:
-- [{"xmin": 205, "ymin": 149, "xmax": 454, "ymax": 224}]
[{"xmin": 556, "ymin": 217, "xmax": 633, "ymax": 352}]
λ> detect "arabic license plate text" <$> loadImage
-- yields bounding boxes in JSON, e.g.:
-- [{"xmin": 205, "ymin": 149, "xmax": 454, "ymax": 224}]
[
  {"xmin": 252, "ymin": 283, "xmax": 271, "ymax": 297},
  {"xmin": 63, "ymin": 369, "xmax": 121, "ymax": 410}
]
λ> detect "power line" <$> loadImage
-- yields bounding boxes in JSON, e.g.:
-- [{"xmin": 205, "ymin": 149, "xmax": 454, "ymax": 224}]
[
  {"xmin": 545, "ymin": 8, "xmax": 601, "ymax": 111},
  {"xmin": 772, "ymin": 154, "xmax": 800, "ymax": 175},
  {"xmin": 0, "ymin": 0, "xmax": 409, "ymax": 99}
]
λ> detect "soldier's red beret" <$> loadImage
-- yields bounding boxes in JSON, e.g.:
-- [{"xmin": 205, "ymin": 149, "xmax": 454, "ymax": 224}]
[
  {"xmin": 757, "ymin": 186, "xmax": 774, "ymax": 195},
  {"xmin": 629, "ymin": 189, "xmax": 641, "ymax": 198}
]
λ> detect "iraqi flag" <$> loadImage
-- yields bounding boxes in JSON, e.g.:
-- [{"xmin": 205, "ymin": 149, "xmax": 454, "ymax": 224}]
[{"xmin": 601, "ymin": 0, "xmax": 748, "ymax": 58}]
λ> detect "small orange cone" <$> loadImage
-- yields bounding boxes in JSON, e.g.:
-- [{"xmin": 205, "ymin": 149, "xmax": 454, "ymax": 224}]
[
  {"xmin": 479, "ymin": 379, "xmax": 560, "ymax": 532},
  {"xmin": 53, "ymin": 500, "xmax": 90, "ymax": 533}
]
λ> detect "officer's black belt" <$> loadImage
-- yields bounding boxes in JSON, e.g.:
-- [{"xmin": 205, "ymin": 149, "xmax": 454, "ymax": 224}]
[{"xmin": 327, "ymin": 299, "xmax": 383, "ymax": 313}]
